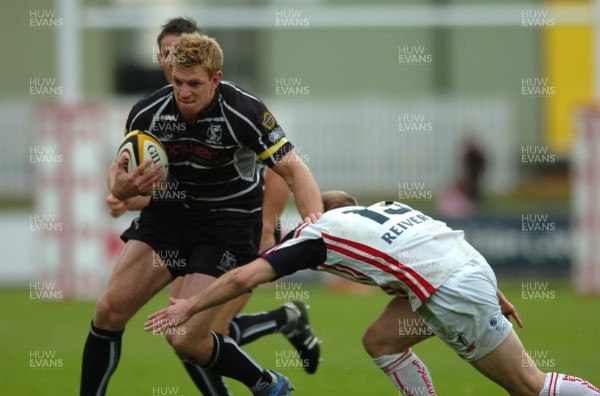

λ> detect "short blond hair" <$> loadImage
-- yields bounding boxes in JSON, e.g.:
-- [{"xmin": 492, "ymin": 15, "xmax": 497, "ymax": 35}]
[
  {"xmin": 170, "ymin": 32, "xmax": 223, "ymax": 76},
  {"xmin": 322, "ymin": 191, "xmax": 358, "ymax": 212}
]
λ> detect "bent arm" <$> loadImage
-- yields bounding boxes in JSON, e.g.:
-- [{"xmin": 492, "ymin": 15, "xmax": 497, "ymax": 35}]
[
  {"xmin": 272, "ymin": 150, "xmax": 323, "ymax": 219},
  {"xmin": 107, "ymin": 161, "xmax": 118, "ymax": 190},
  {"xmin": 261, "ymin": 168, "xmax": 290, "ymax": 250},
  {"xmin": 127, "ymin": 195, "xmax": 152, "ymax": 210},
  {"xmin": 106, "ymin": 194, "xmax": 151, "ymax": 217}
]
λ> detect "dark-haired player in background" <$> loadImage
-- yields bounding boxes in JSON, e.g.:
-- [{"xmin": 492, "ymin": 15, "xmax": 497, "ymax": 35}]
[{"xmin": 105, "ymin": 17, "xmax": 317, "ymax": 395}]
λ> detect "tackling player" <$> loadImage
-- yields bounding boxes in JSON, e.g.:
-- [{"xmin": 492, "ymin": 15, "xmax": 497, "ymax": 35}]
[
  {"xmin": 105, "ymin": 17, "xmax": 319, "ymax": 395},
  {"xmin": 81, "ymin": 33, "xmax": 323, "ymax": 396},
  {"xmin": 146, "ymin": 191, "xmax": 600, "ymax": 396}
]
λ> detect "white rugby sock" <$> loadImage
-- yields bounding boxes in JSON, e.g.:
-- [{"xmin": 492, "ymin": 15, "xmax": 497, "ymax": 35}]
[
  {"xmin": 373, "ymin": 349, "xmax": 436, "ymax": 395},
  {"xmin": 540, "ymin": 372, "xmax": 600, "ymax": 395}
]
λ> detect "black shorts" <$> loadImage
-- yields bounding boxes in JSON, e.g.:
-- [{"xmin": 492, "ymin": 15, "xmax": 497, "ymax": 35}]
[{"xmin": 121, "ymin": 203, "xmax": 262, "ymax": 278}]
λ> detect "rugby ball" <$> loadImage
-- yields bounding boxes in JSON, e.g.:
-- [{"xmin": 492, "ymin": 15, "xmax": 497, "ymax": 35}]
[{"xmin": 117, "ymin": 130, "xmax": 169, "ymax": 194}]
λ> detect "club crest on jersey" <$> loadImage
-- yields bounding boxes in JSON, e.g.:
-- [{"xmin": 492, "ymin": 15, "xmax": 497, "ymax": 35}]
[
  {"xmin": 261, "ymin": 111, "xmax": 277, "ymax": 131},
  {"xmin": 217, "ymin": 250, "xmax": 237, "ymax": 272},
  {"xmin": 206, "ymin": 123, "xmax": 223, "ymax": 145}
]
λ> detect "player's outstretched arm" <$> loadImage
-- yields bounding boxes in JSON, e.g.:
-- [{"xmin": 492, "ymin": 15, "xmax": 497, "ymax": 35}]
[
  {"xmin": 144, "ymin": 258, "xmax": 278, "ymax": 333},
  {"xmin": 497, "ymin": 288, "xmax": 524, "ymax": 328},
  {"xmin": 272, "ymin": 150, "xmax": 323, "ymax": 220}
]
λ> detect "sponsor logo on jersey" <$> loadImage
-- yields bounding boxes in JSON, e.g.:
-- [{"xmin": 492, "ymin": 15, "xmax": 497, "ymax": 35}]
[
  {"xmin": 262, "ymin": 111, "xmax": 277, "ymax": 131},
  {"xmin": 217, "ymin": 250, "xmax": 237, "ymax": 272},
  {"xmin": 206, "ymin": 123, "xmax": 223, "ymax": 145},
  {"xmin": 268, "ymin": 126, "xmax": 284, "ymax": 143},
  {"xmin": 167, "ymin": 144, "xmax": 219, "ymax": 160}
]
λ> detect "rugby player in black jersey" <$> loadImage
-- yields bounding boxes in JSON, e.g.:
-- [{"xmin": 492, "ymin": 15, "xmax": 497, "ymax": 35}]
[
  {"xmin": 81, "ymin": 32, "xmax": 322, "ymax": 396},
  {"xmin": 104, "ymin": 17, "xmax": 319, "ymax": 395}
]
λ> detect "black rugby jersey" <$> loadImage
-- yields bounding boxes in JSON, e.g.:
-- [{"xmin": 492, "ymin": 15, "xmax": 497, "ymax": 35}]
[{"xmin": 125, "ymin": 81, "xmax": 293, "ymax": 216}]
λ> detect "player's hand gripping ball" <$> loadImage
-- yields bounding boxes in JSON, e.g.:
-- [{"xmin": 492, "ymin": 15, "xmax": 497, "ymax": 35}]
[{"xmin": 116, "ymin": 130, "xmax": 169, "ymax": 195}]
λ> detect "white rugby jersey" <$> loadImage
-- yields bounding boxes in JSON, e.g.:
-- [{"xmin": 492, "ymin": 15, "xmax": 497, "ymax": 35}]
[{"xmin": 263, "ymin": 201, "xmax": 481, "ymax": 310}]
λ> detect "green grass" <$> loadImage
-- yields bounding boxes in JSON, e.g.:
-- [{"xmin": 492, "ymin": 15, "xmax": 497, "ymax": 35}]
[{"xmin": 2, "ymin": 281, "xmax": 599, "ymax": 395}]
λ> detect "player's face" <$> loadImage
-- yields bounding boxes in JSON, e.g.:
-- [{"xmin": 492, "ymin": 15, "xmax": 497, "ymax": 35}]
[
  {"xmin": 172, "ymin": 65, "xmax": 222, "ymax": 122},
  {"xmin": 158, "ymin": 34, "xmax": 181, "ymax": 84}
]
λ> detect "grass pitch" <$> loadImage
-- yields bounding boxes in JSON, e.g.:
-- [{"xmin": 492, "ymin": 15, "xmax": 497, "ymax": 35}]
[{"xmin": 2, "ymin": 280, "xmax": 599, "ymax": 395}]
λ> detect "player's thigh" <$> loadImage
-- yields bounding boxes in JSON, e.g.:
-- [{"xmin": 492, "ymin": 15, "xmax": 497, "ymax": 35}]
[
  {"xmin": 170, "ymin": 276, "xmax": 184, "ymax": 298},
  {"xmin": 471, "ymin": 330, "xmax": 546, "ymax": 396},
  {"xmin": 363, "ymin": 296, "xmax": 432, "ymax": 356},
  {"xmin": 95, "ymin": 240, "xmax": 173, "ymax": 330},
  {"xmin": 211, "ymin": 293, "xmax": 252, "ymax": 334}
]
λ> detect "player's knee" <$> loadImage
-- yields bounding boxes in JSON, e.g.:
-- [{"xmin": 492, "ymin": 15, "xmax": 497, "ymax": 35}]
[
  {"xmin": 94, "ymin": 295, "xmax": 131, "ymax": 329},
  {"xmin": 363, "ymin": 323, "xmax": 409, "ymax": 358},
  {"xmin": 506, "ymin": 383, "xmax": 540, "ymax": 396},
  {"xmin": 211, "ymin": 322, "xmax": 230, "ymax": 335},
  {"xmin": 166, "ymin": 333, "xmax": 191, "ymax": 358},
  {"xmin": 167, "ymin": 332, "xmax": 213, "ymax": 364},
  {"xmin": 362, "ymin": 325, "xmax": 383, "ymax": 357},
  {"xmin": 506, "ymin": 371, "xmax": 545, "ymax": 396}
]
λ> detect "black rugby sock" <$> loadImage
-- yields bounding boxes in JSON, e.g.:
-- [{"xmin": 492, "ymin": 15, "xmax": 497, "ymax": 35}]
[
  {"xmin": 181, "ymin": 359, "xmax": 232, "ymax": 396},
  {"xmin": 80, "ymin": 321, "xmax": 124, "ymax": 396},
  {"xmin": 229, "ymin": 307, "xmax": 289, "ymax": 346},
  {"xmin": 204, "ymin": 332, "xmax": 272, "ymax": 390}
]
